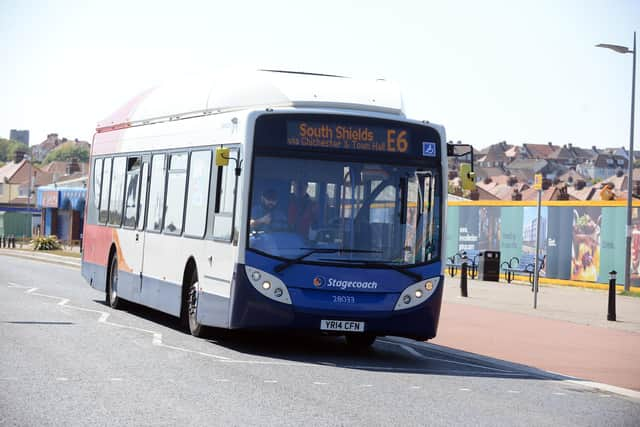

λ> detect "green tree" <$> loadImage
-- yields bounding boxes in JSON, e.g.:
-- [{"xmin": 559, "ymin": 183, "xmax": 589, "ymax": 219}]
[
  {"xmin": 0, "ymin": 138, "xmax": 29, "ymax": 162},
  {"xmin": 43, "ymin": 141, "xmax": 89, "ymax": 163}
]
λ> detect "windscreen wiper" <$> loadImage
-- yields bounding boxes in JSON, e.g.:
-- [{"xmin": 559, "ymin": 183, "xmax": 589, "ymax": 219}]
[
  {"xmin": 316, "ymin": 259, "xmax": 422, "ymax": 281},
  {"xmin": 274, "ymin": 248, "xmax": 382, "ymax": 273}
]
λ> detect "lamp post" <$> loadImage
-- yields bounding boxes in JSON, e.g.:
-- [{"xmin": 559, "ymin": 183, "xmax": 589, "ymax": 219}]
[
  {"xmin": 596, "ymin": 32, "xmax": 636, "ymax": 292},
  {"xmin": 24, "ymin": 154, "xmax": 32, "ymax": 241}
]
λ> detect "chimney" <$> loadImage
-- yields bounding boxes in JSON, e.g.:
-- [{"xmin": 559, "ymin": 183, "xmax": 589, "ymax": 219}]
[
  {"xmin": 576, "ymin": 179, "xmax": 586, "ymax": 190},
  {"xmin": 511, "ymin": 189, "xmax": 522, "ymax": 201},
  {"xmin": 548, "ymin": 141, "xmax": 553, "ymax": 146},
  {"xmin": 67, "ymin": 158, "xmax": 81, "ymax": 175},
  {"xmin": 568, "ymin": 143, "xmax": 573, "ymax": 149},
  {"xmin": 542, "ymin": 178, "xmax": 552, "ymax": 190},
  {"xmin": 14, "ymin": 149, "xmax": 27, "ymax": 163}
]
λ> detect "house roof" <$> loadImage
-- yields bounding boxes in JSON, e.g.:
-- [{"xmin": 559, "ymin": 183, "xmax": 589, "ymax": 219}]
[
  {"xmin": 41, "ymin": 161, "xmax": 89, "ymax": 176},
  {"xmin": 523, "ymin": 143, "xmax": 558, "ymax": 159},
  {"xmin": 557, "ymin": 169, "xmax": 586, "ymax": 182},
  {"xmin": 482, "ymin": 143, "xmax": 511, "ymax": 163},
  {"xmin": 0, "ymin": 160, "xmax": 53, "ymax": 186},
  {"xmin": 0, "ymin": 160, "xmax": 26, "ymax": 182},
  {"xmin": 506, "ymin": 158, "xmax": 548, "ymax": 171},
  {"xmin": 593, "ymin": 154, "xmax": 627, "ymax": 168},
  {"xmin": 567, "ymin": 185, "xmax": 596, "ymax": 201},
  {"xmin": 474, "ymin": 166, "xmax": 505, "ymax": 180}
]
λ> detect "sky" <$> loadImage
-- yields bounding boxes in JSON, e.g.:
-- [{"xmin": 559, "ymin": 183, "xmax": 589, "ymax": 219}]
[{"xmin": 0, "ymin": 0, "xmax": 638, "ymax": 150}]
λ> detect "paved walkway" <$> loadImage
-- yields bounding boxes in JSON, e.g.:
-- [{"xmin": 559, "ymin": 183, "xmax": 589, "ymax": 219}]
[{"xmin": 432, "ymin": 277, "xmax": 640, "ymax": 392}]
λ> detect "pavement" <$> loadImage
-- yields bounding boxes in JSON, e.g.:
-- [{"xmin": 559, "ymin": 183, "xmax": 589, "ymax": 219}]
[
  {"xmin": 432, "ymin": 276, "xmax": 640, "ymax": 392},
  {"xmin": 2, "ymin": 247, "xmax": 640, "ymax": 394}
]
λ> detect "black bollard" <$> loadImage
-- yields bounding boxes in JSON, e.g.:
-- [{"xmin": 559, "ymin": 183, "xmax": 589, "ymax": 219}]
[
  {"xmin": 460, "ymin": 253, "xmax": 469, "ymax": 298},
  {"xmin": 607, "ymin": 270, "xmax": 617, "ymax": 321}
]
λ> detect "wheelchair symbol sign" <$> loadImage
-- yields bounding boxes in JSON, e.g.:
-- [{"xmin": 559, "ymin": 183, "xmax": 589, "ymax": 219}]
[{"xmin": 422, "ymin": 142, "xmax": 437, "ymax": 157}]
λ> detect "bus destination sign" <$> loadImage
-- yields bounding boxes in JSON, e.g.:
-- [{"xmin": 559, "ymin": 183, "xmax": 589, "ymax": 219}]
[{"xmin": 286, "ymin": 121, "xmax": 412, "ymax": 155}]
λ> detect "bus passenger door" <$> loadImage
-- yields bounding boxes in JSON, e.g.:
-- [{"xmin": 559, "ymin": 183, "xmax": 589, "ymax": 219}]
[{"xmin": 129, "ymin": 156, "xmax": 150, "ymax": 294}]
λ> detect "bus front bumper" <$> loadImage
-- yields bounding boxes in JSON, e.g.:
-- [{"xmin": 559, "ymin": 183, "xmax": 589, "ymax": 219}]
[{"xmin": 229, "ymin": 265, "xmax": 444, "ymax": 341}]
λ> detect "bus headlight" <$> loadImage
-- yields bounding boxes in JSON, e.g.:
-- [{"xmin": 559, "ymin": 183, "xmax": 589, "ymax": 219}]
[
  {"xmin": 394, "ymin": 277, "xmax": 440, "ymax": 311},
  {"xmin": 245, "ymin": 266, "xmax": 292, "ymax": 305}
]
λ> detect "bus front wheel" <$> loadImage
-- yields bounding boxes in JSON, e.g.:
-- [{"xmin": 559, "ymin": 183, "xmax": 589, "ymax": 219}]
[
  {"xmin": 185, "ymin": 268, "xmax": 206, "ymax": 338},
  {"xmin": 106, "ymin": 253, "xmax": 123, "ymax": 309}
]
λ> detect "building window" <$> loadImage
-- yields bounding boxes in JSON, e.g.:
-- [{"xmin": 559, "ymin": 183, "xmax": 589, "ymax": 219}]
[
  {"xmin": 184, "ymin": 150, "xmax": 212, "ymax": 237},
  {"xmin": 164, "ymin": 152, "xmax": 188, "ymax": 234}
]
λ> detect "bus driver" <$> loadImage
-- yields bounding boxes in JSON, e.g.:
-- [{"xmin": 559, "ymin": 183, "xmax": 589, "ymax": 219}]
[{"xmin": 250, "ymin": 189, "xmax": 287, "ymax": 232}]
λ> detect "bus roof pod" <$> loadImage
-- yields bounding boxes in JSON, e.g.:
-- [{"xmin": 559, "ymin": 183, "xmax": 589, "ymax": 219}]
[{"xmin": 96, "ymin": 69, "xmax": 405, "ymax": 133}]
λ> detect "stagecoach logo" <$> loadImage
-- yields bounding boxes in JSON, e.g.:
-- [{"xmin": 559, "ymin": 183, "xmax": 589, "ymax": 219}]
[
  {"xmin": 313, "ymin": 276, "xmax": 326, "ymax": 288},
  {"xmin": 314, "ymin": 276, "xmax": 379, "ymax": 290}
]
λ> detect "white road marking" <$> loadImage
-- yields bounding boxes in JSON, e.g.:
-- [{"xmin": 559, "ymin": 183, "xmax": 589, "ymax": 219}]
[
  {"xmin": 214, "ymin": 379, "xmax": 230, "ymax": 382},
  {"xmin": 264, "ymin": 380, "xmax": 278, "ymax": 383},
  {"xmin": 6, "ymin": 284, "xmax": 231, "ymax": 361},
  {"xmin": 313, "ymin": 382, "xmax": 328, "ymax": 385},
  {"xmin": 357, "ymin": 384, "xmax": 373, "ymax": 388},
  {"xmin": 110, "ymin": 378, "xmax": 123, "ymax": 381},
  {"xmin": 410, "ymin": 386, "xmax": 421, "ymax": 390},
  {"xmin": 553, "ymin": 392, "xmax": 566, "ymax": 396},
  {"xmin": 459, "ymin": 388, "xmax": 471, "ymax": 392},
  {"xmin": 507, "ymin": 390, "xmax": 521, "ymax": 394},
  {"xmin": 56, "ymin": 377, "xmax": 69, "ymax": 381}
]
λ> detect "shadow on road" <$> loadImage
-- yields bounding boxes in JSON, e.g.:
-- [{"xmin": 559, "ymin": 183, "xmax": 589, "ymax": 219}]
[{"xmin": 94, "ymin": 298, "xmax": 563, "ymax": 382}]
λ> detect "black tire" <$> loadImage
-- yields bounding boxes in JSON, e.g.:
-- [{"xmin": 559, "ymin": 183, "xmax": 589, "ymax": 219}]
[
  {"xmin": 186, "ymin": 268, "xmax": 206, "ymax": 338},
  {"xmin": 106, "ymin": 253, "xmax": 123, "ymax": 309},
  {"xmin": 345, "ymin": 333, "xmax": 376, "ymax": 349}
]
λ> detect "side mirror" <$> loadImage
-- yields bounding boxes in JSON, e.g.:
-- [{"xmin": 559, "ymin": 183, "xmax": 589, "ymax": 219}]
[
  {"xmin": 459, "ymin": 163, "xmax": 476, "ymax": 190},
  {"xmin": 215, "ymin": 148, "xmax": 230, "ymax": 166}
]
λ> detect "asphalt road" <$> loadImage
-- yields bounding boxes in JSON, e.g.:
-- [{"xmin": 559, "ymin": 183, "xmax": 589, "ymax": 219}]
[{"xmin": 1, "ymin": 255, "xmax": 639, "ymax": 426}]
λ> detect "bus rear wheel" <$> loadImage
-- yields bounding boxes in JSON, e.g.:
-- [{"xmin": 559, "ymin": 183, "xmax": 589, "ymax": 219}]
[
  {"xmin": 345, "ymin": 333, "xmax": 376, "ymax": 349},
  {"xmin": 106, "ymin": 253, "xmax": 123, "ymax": 309},
  {"xmin": 186, "ymin": 268, "xmax": 206, "ymax": 338}
]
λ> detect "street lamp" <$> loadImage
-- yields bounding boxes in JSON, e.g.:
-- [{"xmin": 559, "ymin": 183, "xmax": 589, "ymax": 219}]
[
  {"xmin": 24, "ymin": 154, "xmax": 32, "ymax": 241},
  {"xmin": 596, "ymin": 32, "xmax": 636, "ymax": 292}
]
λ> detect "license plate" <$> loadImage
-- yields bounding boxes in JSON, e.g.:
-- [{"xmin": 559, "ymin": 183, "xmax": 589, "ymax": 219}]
[{"xmin": 320, "ymin": 320, "xmax": 365, "ymax": 332}]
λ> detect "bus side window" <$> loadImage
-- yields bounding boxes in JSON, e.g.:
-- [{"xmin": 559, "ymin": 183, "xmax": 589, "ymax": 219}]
[
  {"xmin": 210, "ymin": 147, "xmax": 238, "ymax": 241},
  {"xmin": 184, "ymin": 150, "xmax": 212, "ymax": 238},
  {"xmin": 146, "ymin": 154, "xmax": 166, "ymax": 232},
  {"xmin": 88, "ymin": 158, "xmax": 103, "ymax": 225},
  {"xmin": 137, "ymin": 161, "xmax": 149, "ymax": 231},
  {"xmin": 163, "ymin": 152, "xmax": 188, "ymax": 234},
  {"xmin": 98, "ymin": 158, "xmax": 112, "ymax": 224},
  {"xmin": 108, "ymin": 157, "xmax": 127, "ymax": 226},
  {"xmin": 123, "ymin": 157, "xmax": 141, "ymax": 228}
]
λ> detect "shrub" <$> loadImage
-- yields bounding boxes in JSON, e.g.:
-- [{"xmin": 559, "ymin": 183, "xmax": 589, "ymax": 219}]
[{"xmin": 31, "ymin": 235, "xmax": 61, "ymax": 251}]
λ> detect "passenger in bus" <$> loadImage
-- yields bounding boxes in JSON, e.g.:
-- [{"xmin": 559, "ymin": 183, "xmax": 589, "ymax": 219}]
[
  {"xmin": 250, "ymin": 189, "xmax": 287, "ymax": 232},
  {"xmin": 288, "ymin": 181, "xmax": 317, "ymax": 238}
]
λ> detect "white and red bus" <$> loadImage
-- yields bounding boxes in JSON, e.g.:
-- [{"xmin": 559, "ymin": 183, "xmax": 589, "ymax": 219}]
[{"xmin": 82, "ymin": 69, "xmax": 448, "ymax": 347}]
